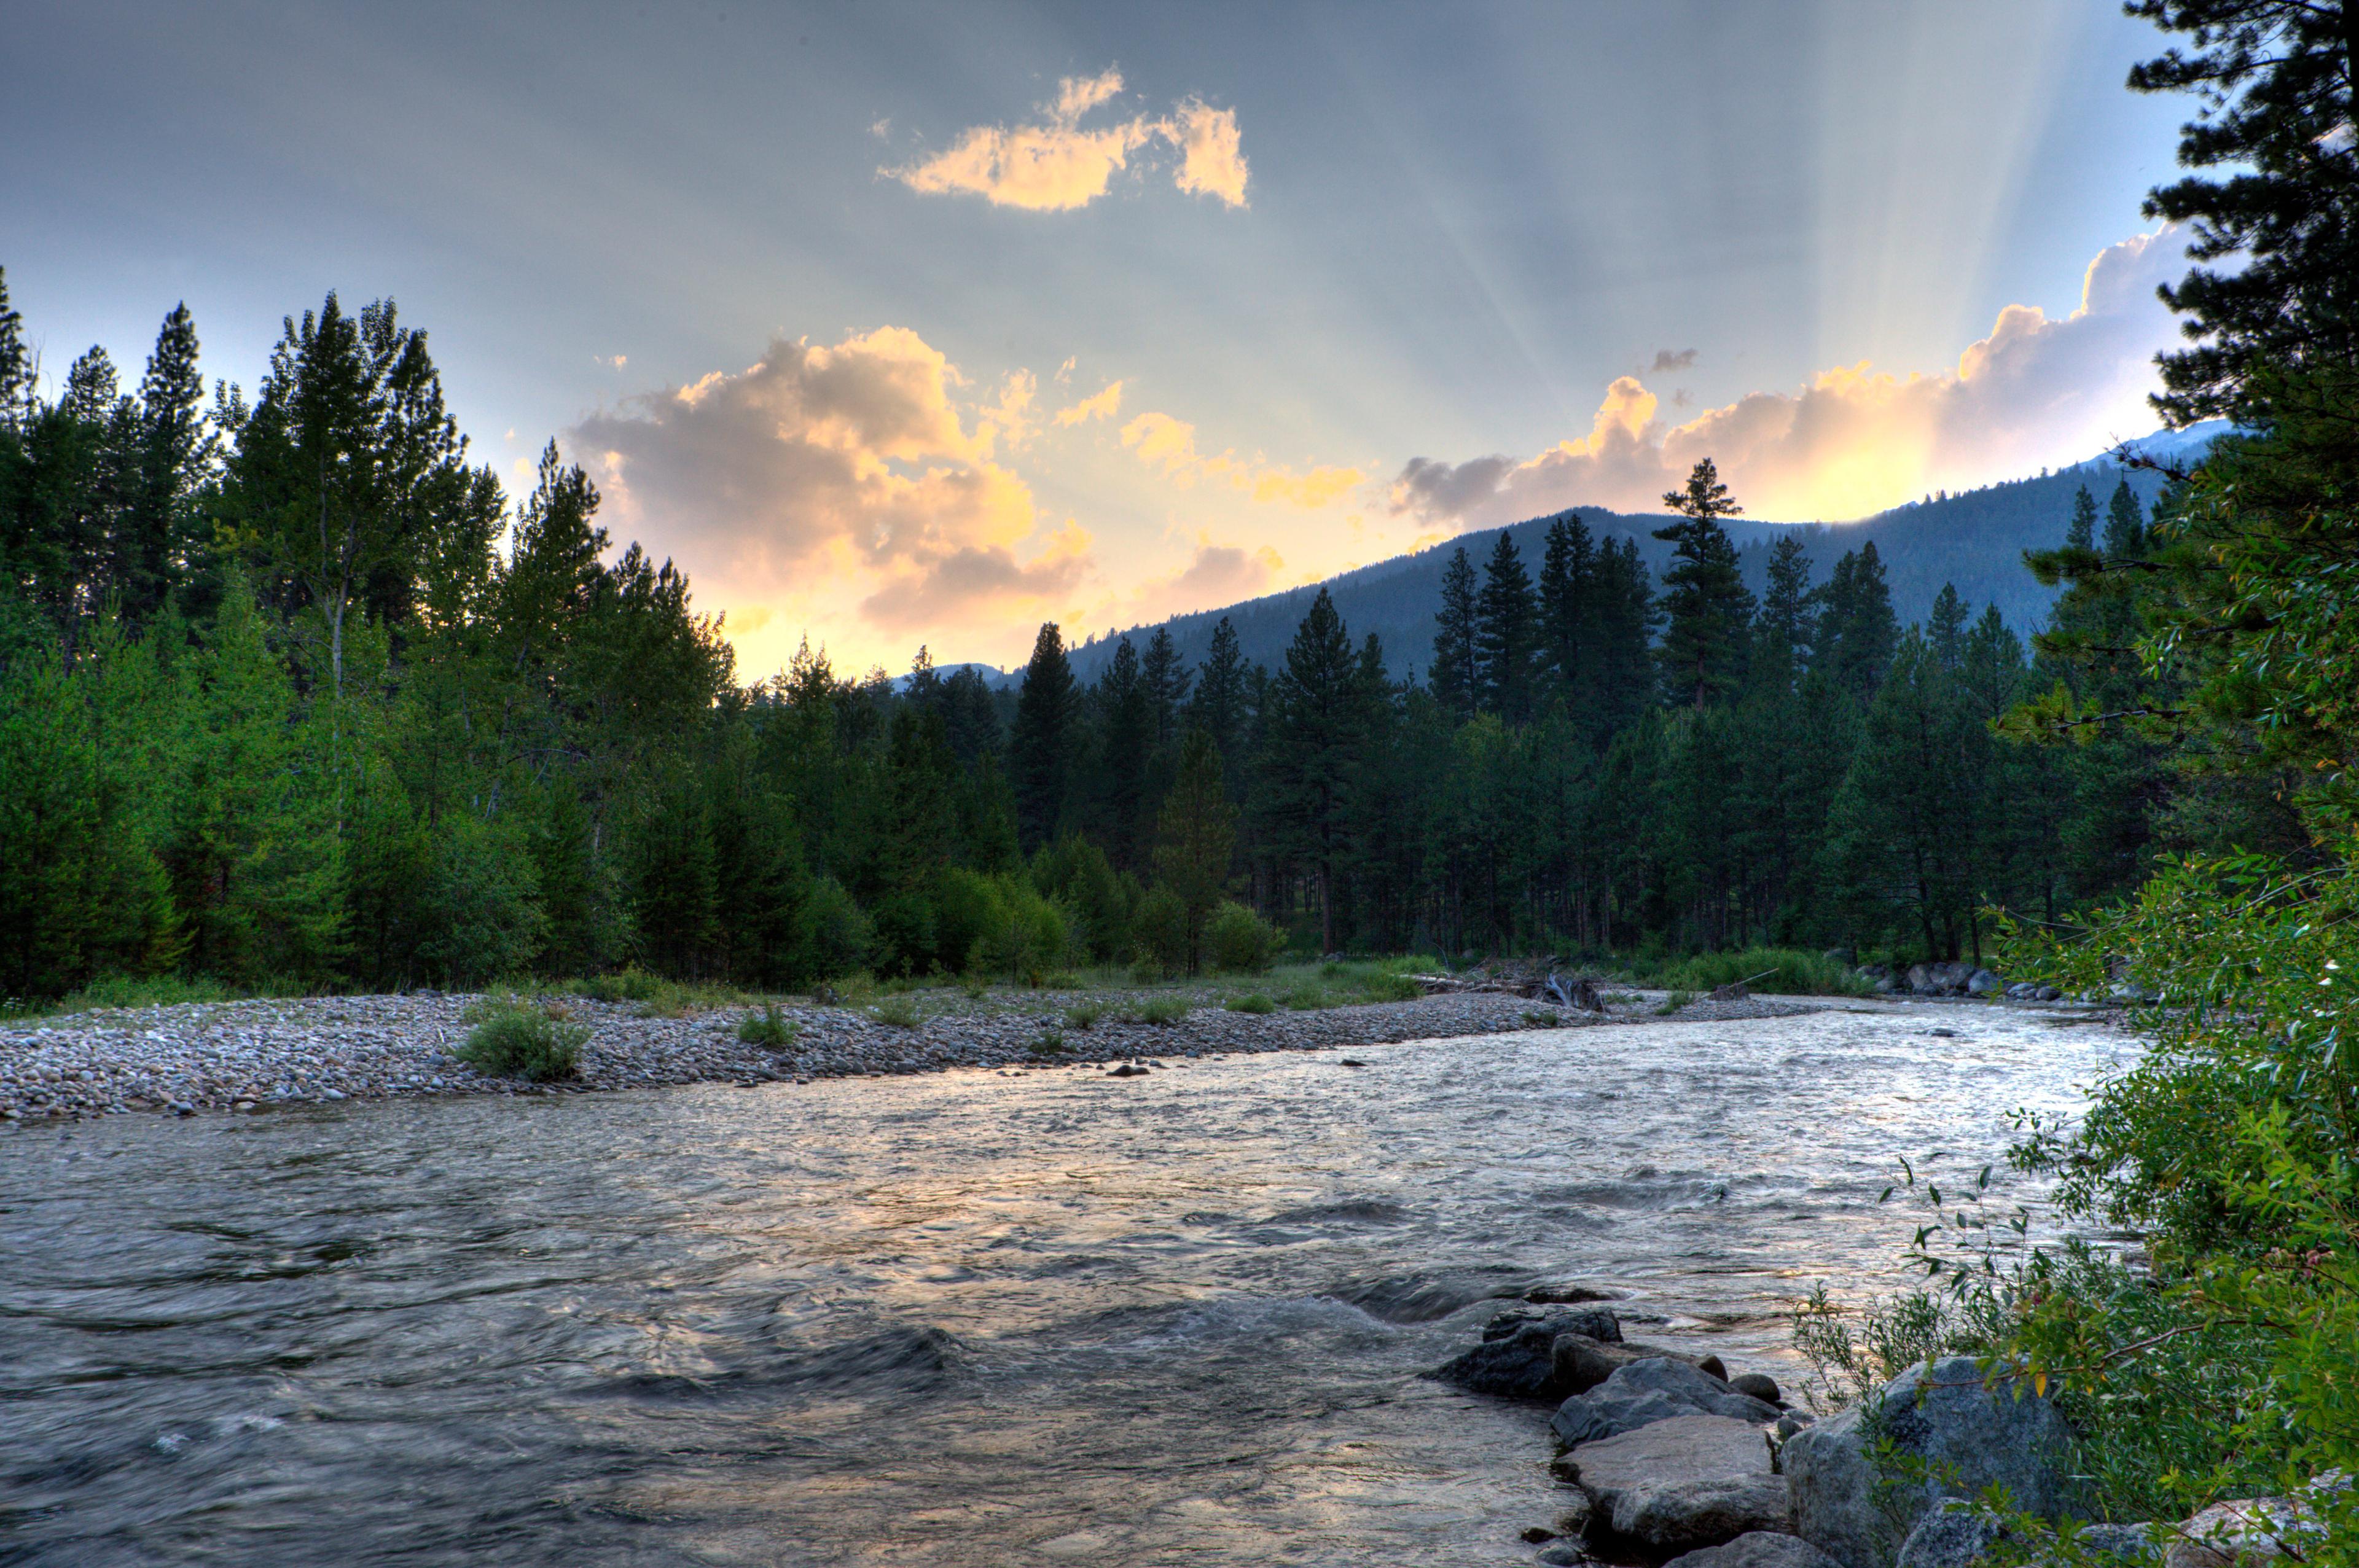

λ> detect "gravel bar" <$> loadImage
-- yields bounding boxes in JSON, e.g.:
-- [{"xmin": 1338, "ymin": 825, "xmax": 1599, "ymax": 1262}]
[{"xmin": 0, "ymin": 988, "xmax": 1825, "ymax": 1123}]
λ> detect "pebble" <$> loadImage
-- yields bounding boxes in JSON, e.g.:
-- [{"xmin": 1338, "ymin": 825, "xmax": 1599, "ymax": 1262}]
[{"xmin": 0, "ymin": 987, "xmax": 1822, "ymax": 1123}]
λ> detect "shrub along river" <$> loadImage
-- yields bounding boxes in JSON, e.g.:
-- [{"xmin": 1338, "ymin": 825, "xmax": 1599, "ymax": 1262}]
[{"xmin": 0, "ymin": 1004, "xmax": 2130, "ymax": 1566}]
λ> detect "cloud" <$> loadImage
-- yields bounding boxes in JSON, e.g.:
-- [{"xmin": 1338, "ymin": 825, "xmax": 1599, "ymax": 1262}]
[
  {"xmin": 1166, "ymin": 98, "xmax": 1250, "ymax": 206},
  {"xmin": 1121, "ymin": 409, "xmax": 1364, "ymax": 508},
  {"xmin": 1119, "ymin": 541, "xmax": 1284, "ymax": 622},
  {"xmin": 1390, "ymin": 228, "xmax": 2191, "ymax": 526},
  {"xmin": 1052, "ymin": 380, "xmax": 1124, "ymax": 426},
  {"xmin": 887, "ymin": 69, "xmax": 1249, "ymax": 211},
  {"xmin": 595, "ymin": 353, "xmax": 628, "ymax": 369},
  {"xmin": 1650, "ymin": 348, "xmax": 1699, "ymax": 373},
  {"xmin": 569, "ymin": 326, "xmax": 1092, "ymax": 652}
]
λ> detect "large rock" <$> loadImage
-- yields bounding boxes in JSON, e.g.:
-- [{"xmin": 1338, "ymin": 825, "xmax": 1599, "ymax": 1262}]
[
  {"xmin": 1565, "ymin": 1412, "xmax": 1791, "ymax": 1557},
  {"xmin": 1783, "ymin": 1357, "xmax": 2077, "ymax": 1568},
  {"xmin": 1554, "ymin": 1331, "xmax": 1726, "ymax": 1397},
  {"xmin": 1427, "ymin": 1306, "xmax": 1621, "ymax": 1400},
  {"xmin": 2163, "ymin": 1499, "xmax": 2323, "ymax": 1568},
  {"xmin": 1670, "ymin": 1534, "xmax": 1846, "ymax": 1568},
  {"xmin": 1966, "ymin": 970, "xmax": 2002, "ymax": 997},
  {"xmin": 1899, "ymin": 1507, "xmax": 2162, "ymax": 1568},
  {"xmin": 1552, "ymin": 1357, "xmax": 1783, "ymax": 1445}
]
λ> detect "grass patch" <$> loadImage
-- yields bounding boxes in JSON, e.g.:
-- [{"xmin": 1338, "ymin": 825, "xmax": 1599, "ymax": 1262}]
[
  {"xmin": 1225, "ymin": 993, "xmax": 1275, "ymax": 1014},
  {"xmin": 1028, "ymin": 1029, "xmax": 1068, "ymax": 1056},
  {"xmin": 1064, "ymin": 1001, "xmax": 1103, "ymax": 1030},
  {"xmin": 737, "ymin": 1004, "xmax": 797, "ymax": 1048},
  {"xmin": 1654, "ymin": 989, "xmax": 1695, "ymax": 1015},
  {"xmin": 456, "ymin": 995, "xmax": 586, "ymax": 1081},
  {"xmin": 870, "ymin": 996, "xmax": 921, "ymax": 1029},
  {"xmin": 1127, "ymin": 996, "xmax": 1190, "ymax": 1026},
  {"xmin": 1522, "ymin": 1008, "xmax": 1561, "ymax": 1027}
]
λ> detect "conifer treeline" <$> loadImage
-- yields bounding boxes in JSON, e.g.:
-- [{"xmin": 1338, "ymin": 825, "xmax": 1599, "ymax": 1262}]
[{"xmin": 0, "ymin": 271, "xmax": 2199, "ymax": 1000}]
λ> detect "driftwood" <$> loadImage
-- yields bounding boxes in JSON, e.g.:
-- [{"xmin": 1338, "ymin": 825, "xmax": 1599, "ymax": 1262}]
[
  {"xmin": 1415, "ymin": 964, "xmax": 1604, "ymax": 1013},
  {"xmin": 1708, "ymin": 967, "xmax": 1782, "ymax": 1002}
]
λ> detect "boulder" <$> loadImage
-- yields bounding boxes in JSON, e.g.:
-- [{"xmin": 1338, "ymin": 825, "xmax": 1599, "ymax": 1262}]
[
  {"xmin": 1966, "ymin": 970, "xmax": 2002, "ymax": 997},
  {"xmin": 1669, "ymin": 1534, "xmax": 1846, "ymax": 1568},
  {"xmin": 1783, "ymin": 1357, "xmax": 2077, "ymax": 1568},
  {"xmin": 2163, "ymin": 1498, "xmax": 2323, "ymax": 1568},
  {"xmin": 2079, "ymin": 1524, "xmax": 2164, "ymax": 1564},
  {"xmin": 1898, "ymin": 1506, "xmax": 2005, "ymax": 1568},
  {"xmin": 1428, "ymin": 1306, "xmax": 1622, "ymax": 1400},
  {"xmin": 1552, "ymin": 1357, "xmax": 1783, "ymax": 1445},
  {"xmin": 1565, "ymin": 1413, "xmax": 1791, "ymax": 1558},
  {"xmin": 1731, "ymin": 1371, "xmax": 1782, "ymax": 1404},
  {"xmin": 1553, "ymin": 1332, "xmax": 1728, "ymax": 1397}
]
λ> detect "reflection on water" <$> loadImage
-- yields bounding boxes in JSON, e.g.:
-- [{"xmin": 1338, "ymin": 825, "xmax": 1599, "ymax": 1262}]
[{"xmin": 0, "ymin": 1006, "xmax": 2130, "ymax": 1566}]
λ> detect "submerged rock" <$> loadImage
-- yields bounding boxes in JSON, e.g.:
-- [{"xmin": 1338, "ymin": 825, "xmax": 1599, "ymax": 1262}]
[{"xmin": 1428, "ymin": 1306, "xmax": 1623, "ymax": 1400}]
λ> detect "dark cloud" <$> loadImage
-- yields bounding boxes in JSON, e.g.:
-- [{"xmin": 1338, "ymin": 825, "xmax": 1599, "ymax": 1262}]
[
  {"xmin": 1651, "ymin": 348, "xmax": 1699, "ymax": 373},
  {"xmin": 1385, "ymin": 453, "xmax": 1512, "ymax": 524}
]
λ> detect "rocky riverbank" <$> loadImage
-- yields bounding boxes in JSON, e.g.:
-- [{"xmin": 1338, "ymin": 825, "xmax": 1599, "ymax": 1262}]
[
  {"xmin": 1433, "ymin": 1303, "xmax": 2321, "ymax": 1568},
  {"xmin": 0, "ymin": 984, "xmax": 1829, "ymax": 1123}
]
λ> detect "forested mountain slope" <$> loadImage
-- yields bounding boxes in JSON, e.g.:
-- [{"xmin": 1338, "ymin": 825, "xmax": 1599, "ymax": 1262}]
[{"xmin": 1060, "ymin": 444, "xmax": 2209, "ymax": 685}]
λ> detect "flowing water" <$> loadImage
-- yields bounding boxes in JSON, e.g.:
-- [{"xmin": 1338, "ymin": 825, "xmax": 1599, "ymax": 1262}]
[{"xmin": 0, "ymin": 1004, "xmax": 2134, "ymax": 1567}]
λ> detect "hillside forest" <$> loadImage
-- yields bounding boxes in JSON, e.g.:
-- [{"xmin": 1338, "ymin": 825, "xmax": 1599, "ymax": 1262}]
[{"xmin": 0, "ymin": 266, "xmax": 2279, "ymax": 1004}]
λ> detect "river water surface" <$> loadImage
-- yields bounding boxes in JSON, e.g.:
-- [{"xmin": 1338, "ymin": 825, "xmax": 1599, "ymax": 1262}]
[{"xmin": 1, "ymin": 1004, "xmax": 2132, "ymax": 1566}]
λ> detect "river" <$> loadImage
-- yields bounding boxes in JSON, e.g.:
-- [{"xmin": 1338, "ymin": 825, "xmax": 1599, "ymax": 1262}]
[{"xmin": 0, "ymin": 1003, "xmax": 2131, "ymax": 1566}]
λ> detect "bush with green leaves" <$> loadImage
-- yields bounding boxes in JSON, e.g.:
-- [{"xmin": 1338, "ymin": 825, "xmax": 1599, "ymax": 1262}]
[
  {"xmin": 456, "ymin": 996, "xmax": 587, "ymax": 1081},
  {"xmin": 737, "ymin": 1004, "xmax": 796, "ymax": 1048},
  {"xmin": 1657, "ymin": 945, "xmax": 1869, "ymax": 997},
  {"xmin": 1127, "ymin": 996, "xmax": 1189, "ymax": 1026},
  {"xmin": 1207, "ymin": 902, "xmax": 1278, "ymax": 973},
  {"xmin": 1224, "ymin": 992, "xmax": 1274, "ymax": 1015},
  {"xmin": 1130, "ymin": 885, "xmax": 1189, "ymax": 979},
  {"xmin": 870, "ymin": 996, "xmax": 920, "ymax": 1029},
  {"xmin": 791, "ymin": 876, "xmax": 873, "ymax": 986}
]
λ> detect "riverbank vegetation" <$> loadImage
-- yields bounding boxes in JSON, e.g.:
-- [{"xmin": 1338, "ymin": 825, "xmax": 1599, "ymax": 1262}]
[{"xmin": 1795, "ymin": 1, "xmax": 2359, "ymax": 1551}]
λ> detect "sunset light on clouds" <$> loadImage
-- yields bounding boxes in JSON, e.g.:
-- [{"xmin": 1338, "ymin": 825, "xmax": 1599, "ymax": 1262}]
[{"xmin": 6, "ymin": 1, "xmax": 2196, "ymax": 676}]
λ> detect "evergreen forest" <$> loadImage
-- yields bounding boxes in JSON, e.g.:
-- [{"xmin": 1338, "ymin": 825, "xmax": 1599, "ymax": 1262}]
[{"xmin": 0, "ymin": 267, "xmax": 2273, "ymax": 1004}]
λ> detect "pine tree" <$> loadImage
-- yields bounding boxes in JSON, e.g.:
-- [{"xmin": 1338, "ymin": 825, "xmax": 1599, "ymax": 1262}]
[
  {"xmin": 1818, "ymin": 544, "xmax": 1899, "ymax": 701},
  {"xmin": 1474, "ymin": 529, "xmax": 1541, "ymax": 720},
  {"xmin": 1653, "ymin": 459, "xmax": 1755, "ymax": 707},
  {"xmin": 1928, "ymin": 583, "xmax": 1968, "ymax": 671},
  {"xmin": 2104, "ymin": 480, "xmax": 2146, "ymax": 556},
  {"xmin": 1263, "ymin": 588, "xmax": 1361, "ymax": 953},
  {"xmin": 1430, "ymin": 545, "xmax": 1479, "ymax": 718},
  {"xmin": 1092, "ymin": 636, "xmax": 1153, "ymax": 868},
  {"xmin": 1152, "ymin": 728, "xmax": 1237, "ymax": 973},
  {"xmin": 0, "ymin": 266, "xmax": 31, "ymax": 431},
  {"xmin": 2066, "ymin": 485, "xmax": 2099, "ymax": 550},
  {"xmin": 1759, "ymin": 532, "xmax": 1817, "ymax": 658},
  {"xmin": 125, "ymin": 302, "xmax": 207, "ymax": 622},
  {"xmin": 1591, "ymin": 537, "xmax": 1658, "ymax": 739},
  {"xmin": 2126, "ymin": 0, "xmax": 2359, "ymax": 420},
  {"xmin": 1142, "ymin": 625, "xmax": 1191, "ymax": 746},
  {"xmin": 1538, "ymin": 511, "xmax": 1598, "ymax": 701},
  {"xmin": 1010, "ymin": 622, "xmax": 1077, "ymax": 850}
]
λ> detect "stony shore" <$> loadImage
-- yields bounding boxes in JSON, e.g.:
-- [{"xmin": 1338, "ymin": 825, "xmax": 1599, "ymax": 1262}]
[{"xmin": 0, "ymin": 985, "xmax": 1828, "ymax": 1123}]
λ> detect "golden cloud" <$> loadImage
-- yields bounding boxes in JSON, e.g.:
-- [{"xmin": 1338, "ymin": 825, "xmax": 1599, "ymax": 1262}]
[
  {"xmin": 888, "ymin": 69, "xmax": 1249, "ymax": 211},
  {"xmin": 1052, "ymin": 380, "xmax": 1124, "ymax": 426},
  {"xmin": 1121, "ymin": 409, "xmax": 1364, "ymax": 508},
  {"xmin": 1391, "ymin": 228, "xmax": 2191, "ymax": 526},
  {"xmin": 569, "ymin": 326, "xmax": 1093, "ymax": 665}
]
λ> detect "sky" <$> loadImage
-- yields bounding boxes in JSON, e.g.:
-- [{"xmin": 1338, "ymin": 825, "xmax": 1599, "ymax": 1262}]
[{"xmin": 1, "ymin": 1, "xmax": 2194, "ymax": 677}]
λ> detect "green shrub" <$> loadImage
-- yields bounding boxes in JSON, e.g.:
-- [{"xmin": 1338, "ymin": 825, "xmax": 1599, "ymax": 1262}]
[
  {"xmin": 1523, "ymin": 1008, "xmax": 1560, "ymax": 1027},
  {"xmin": 1281, "ymin": 983, "xmax": 1329, "ymax": 1011},
  {"xmin": 737, "ymin": 1004, "xmax": 797, "ymax": 1048},
  {"xmin": 574, "ymin": 966, "xmax": 663, "ymax": 1004},
  {"xmin": 1207, "ymin": 901, "xmax": 1278, "ymax": 973},
  {"xmin": 456, "ymin": 996, "xmax": 586, "ymax": 1081},
  {"xmin": 1364, "ymin": 972, "xmax": 1423, "ymax": 1003},
  {"xmin": 1130, "ymin": 885, "xmax": 1188, "ymax": 978},
  {"xmin": 1225, "ymin": 992, "xmax": 1275, "ymax": 1014},
  {"xmin": 792, "ymin": 876, "xmax": 873, "ymax": 984},
  {"xmin": 1064, "ymin": 1001, "xmax": 1103, "ymax": 1030},
  {"xmin": 1028, "ymin": 1029, "xmax": 1067, "ymax": 1056},
  {"xmin": 1658, "ymin": 945, "xmax": 1871, "ymax": 997},
  {"xmin": 36, "ymin": 974, "xmax": 234, "ymax": 1015},
  {"xmin": 870, "ymin": 996, "xmax": 921, "ymax": 1029},
  {"xmin": 1654, "ymin": 989, "xmax": 1694, "ymax": 1015},
  {"xmin": 1129, "ymin": 996, "xmax": 1189, "ymax": 1026}
]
